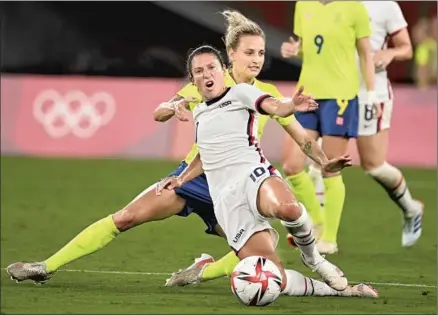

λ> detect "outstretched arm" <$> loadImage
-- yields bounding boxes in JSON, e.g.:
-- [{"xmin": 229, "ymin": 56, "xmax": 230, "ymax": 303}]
[
  {"xmin": 281, "ymin": 120, "xmax": 352, "ymax": 173},
  {"xmin": 259, "ymin": 86, "xmax": 318, "ymax": 118},
  {"xmin": 281, "ymin": 120, "xmax": 328, "ymax": 167}
]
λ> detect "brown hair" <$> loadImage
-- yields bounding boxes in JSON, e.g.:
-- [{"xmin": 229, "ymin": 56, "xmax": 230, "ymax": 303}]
[{"xmin": 186, "ymin": 45, "xmax": 225, "ymax": 80}]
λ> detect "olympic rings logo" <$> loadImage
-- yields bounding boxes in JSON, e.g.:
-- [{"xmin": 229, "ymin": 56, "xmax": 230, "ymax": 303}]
[{"xmin": 33, "ymin": 90, "xmax": 116, "ymax": 139}]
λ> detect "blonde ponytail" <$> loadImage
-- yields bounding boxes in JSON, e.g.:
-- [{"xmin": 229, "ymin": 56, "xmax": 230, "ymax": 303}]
[{"xmin": 221, "ymin": 10, "xmax": 265, "ymax": 50}]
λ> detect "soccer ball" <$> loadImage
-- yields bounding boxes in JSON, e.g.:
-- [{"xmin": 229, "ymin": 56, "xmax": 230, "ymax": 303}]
[{"xmin": 230, "ymin": 256, "xmax": 283, "ymax": 306}]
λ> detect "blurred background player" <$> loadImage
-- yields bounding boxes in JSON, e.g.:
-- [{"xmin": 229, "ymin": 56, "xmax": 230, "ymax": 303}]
[
  {"xmin": 289, "ymin": 1, "xmax": 424, "ymax": 249},
  {"xmin": 412, "ymin": 17, "xmax": 437, "ymax": 89},
  {"xmin": 280, "ymin": 0, "xmax": 377, "ymax": 254},
  {"xmin": 356, "ymin": 1, "xmax": 423, "ymax": 247}
]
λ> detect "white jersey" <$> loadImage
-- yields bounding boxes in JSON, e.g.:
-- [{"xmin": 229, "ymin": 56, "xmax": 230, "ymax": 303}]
[
  {"xmin": 358, "ymin": 1, "xmax": 408, "ymax": 102},
  {"xmin": 193, "ymin": 84, "xmax": 274, "ymax": 203}
]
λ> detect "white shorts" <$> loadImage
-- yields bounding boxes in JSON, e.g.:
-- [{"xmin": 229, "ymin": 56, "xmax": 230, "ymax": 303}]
[
  {"xmin": 213, "ymin": 164, "xmax": 280, "ymax": 252},
  {"xmin": 358, "ymin": 99, "xmax": 393, "ymax": 136}
]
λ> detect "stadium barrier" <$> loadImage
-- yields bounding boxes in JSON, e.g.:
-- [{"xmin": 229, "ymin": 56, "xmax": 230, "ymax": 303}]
[{"xmin": 1, "ymin": 75, "xmax": 436, "ymax": 168}]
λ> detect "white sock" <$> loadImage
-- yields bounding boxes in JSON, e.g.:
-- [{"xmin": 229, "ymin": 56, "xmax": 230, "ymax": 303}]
[
  {"xmin": 282, "ymin": 269, "xmax": 339, "ymax": 296},
  {"xmin": 367, "ymin": 162, "xmax": 420, "ymax": 218},
  {"xmin": 281, "ymin": 204, "xmax": 322, "ymax": 265},
  {"xmin": 308, "ymin": 164, "xmax": 325, "ymax": 207}
]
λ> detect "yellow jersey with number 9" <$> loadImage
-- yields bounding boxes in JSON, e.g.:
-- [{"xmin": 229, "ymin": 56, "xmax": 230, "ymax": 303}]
[
  {"xmin": 294, "ymin": 1, "xmax": 371, "ymax": 100},
  {"xmin": 177, "ymin": 70, "xmax": 294, "ymax": 164}
]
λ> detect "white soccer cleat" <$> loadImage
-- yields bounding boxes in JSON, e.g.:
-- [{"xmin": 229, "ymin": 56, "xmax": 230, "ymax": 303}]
[
  {"xmin": 402, "ymin": 201, "xmax": 424, "ymax": 247},
  {"xmin": 6, "ymin": 262, "xmax": 53, "ymax": 285},
  {"xmin": 165, "ymin": 253, "xmax": 214, "ymax": 287},
  {"xmin": 301, "ymin": 253, "xmax": 348, "ymax": 291},
  {"xmin": 316, "ymin": 240, "xmax": 338, "ymax": 255},
  {"xmin": 339, "ymin": 283, "xmax": 379, "ymax": 298}
]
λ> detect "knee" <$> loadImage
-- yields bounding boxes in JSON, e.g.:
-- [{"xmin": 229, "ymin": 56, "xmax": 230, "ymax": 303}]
[
  {"xmin": 283, "ymin": 161, "xmax": 304, "ymax": 177},
  {"xmin": 365, "ymin": 162, "xmax": 401, "ymax": 188},
  {"xmin": 282, "ymin": 148, "xmax": 306, "ymax": 176},
  {"xmin": 113, "ymin": 207, "xmax": 136, "ymax": 232},
  {"xmin": 361, "ymin": 159, "xmax": 383, "ymax": 172},
  {"xmin": 274, "ymin": 201, "xmax": 302, "ymax": 222}
]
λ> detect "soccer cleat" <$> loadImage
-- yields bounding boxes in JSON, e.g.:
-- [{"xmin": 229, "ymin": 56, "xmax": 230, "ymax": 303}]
[
  {"xmin": 316, "ymin": 240, "xmax": 338, "ymax": 255},
  {"xmin": 402, "ymin": 200, "xmax": 424, "ymax": 248},
  {"xmin": 165, "ymin": 253, "xmax": 214, "ymax": 287},
  {"xmin": 286, "ymin": 224, "xmax": 323, "ymax": 248},
  {"xmin": 301, "ymin": 253, "xmax": 347, "ymax": 291},
  {"xmin": 338, "ymin": 283, "xmax": 379, "ymax": 298},
  {"xmin": 6, "ymin": 262, "xmax": 53, "ymax": 285}
]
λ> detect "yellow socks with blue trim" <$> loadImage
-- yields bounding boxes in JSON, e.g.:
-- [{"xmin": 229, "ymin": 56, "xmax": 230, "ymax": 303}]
[
  {"xmin": 321, "ymin": 175, "xmax": 345, "ymax": 244},
  {"xmin": 286, "ymin": 171, "xmax": 324, "ymax": 226},
  {"xmin": 201, "ymin": 251, "xmax": 240, "ymax": 280},
  {"xmin": 44, "ymin": 215, "xmax": 120, "ymax": 273}
]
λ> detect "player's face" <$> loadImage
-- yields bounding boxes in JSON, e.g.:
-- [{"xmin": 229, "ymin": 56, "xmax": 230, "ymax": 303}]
[
  {"xmin": 191, "ymin": 53, "xmax": 226, "ymax": 99},
  {"xmin": 229, "ymin": 35, "xmax": 265, "ymax": 79}
]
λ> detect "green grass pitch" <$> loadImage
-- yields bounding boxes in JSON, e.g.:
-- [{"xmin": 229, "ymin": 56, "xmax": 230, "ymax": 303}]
[{"xmin": 1, "ymin": 156, "xmax": 436, "ymax": 314}]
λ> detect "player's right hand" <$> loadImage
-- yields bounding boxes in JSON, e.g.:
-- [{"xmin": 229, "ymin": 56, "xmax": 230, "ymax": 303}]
[
  {"xmin": 173, "ymin": 97, "xmax": 197, "ymax": 122},
  {"xmin": 281, "ymin": 37, "xmax": 301, "ymax": 58},
  {"xmin": 292, "ymin": 86, "xmax": 319, "ymax": 112},
  {"xmin": 156, "ymin": 176, "xmax": 183, "ymax": 195}
]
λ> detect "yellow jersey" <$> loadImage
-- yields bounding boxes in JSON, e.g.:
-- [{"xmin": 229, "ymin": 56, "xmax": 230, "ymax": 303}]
[
  {"xmin": 294, "ymin": 1, "xmax": 371, "ymax": 99},
  {"xmin": 177, "ymin": 70, "xmax": 294, "ymax": 163}
]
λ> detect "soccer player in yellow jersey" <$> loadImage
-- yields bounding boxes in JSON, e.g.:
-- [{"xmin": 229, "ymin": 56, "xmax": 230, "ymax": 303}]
[{"xmin": 280, "ymin": 0, "xmax": 377, "ymax": 254}]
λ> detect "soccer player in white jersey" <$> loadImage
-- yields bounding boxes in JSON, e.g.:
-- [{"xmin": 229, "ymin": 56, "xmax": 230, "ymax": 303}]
[
  {"xmin": 356, "ymin": 1, "xmax": 423, "ymax": 247},
  {"xmin": 160, "ymin": 44, "xmax": 355, "ymax": 294}
]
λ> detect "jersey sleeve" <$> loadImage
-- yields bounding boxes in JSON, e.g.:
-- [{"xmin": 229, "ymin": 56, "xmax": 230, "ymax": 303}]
[
  {"xmin": 268, "ymin": 86, "xmax": 294, "ymax": 126},
  {"xmin": 353, "ymin": 2, "xmax": 372, "ymax": 39},
  {"xmin": 385, "ymin": 2, "xmax": 408, "ymax": 36},
  {"xmin": 233, "ymin": 83, "xmax": 272, "ymax": 114},
  {"xmin": 177, "ymin": 83, "xmax": 202, "ymax": 112},
  {"xmin": 293, "ymin": 2, "xmax": 302, "ymax": 37}
]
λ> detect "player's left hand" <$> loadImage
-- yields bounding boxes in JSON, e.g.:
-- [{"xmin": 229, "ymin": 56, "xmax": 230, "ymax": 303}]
[
  {"xmin": 156, "ymin": 176, "xmax": 183, "ymax": 195},
  {"xmin": 292, "ymin": 86, "xmax": 319, "ymax": 112},
  {"xmin": 322, "ymin": 155, "xmax": 353, "ymax": 173},
  {"xmin": 373, "ymin": 49, "xmax": 395, "ymax": 72}
]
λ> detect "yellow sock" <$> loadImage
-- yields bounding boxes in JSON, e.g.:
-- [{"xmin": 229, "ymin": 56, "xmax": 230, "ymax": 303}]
[
  {"xmin": 286, "ymin": 171, "xmax": 324, "ymax": 226},
  {"xmin": 321, "ymin": 175, "xmax": 345, "ymax": 243},
  {"xmin": 201, "ymin": 251, "xmax": 240, "ymax": 281},
  {"xmin": 44, "ymin": 215, "xmax": 120, "ymax": 273}
]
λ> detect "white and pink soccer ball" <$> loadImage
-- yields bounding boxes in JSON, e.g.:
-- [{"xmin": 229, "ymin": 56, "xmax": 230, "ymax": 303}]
[{"xmin": 230, "ymin": 256, "xmax": 283, "ymax": 306}]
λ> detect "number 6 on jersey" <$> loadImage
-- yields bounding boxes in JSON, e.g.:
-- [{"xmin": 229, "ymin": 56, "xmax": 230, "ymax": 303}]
[{"xmin": 314, "ymin": 35, "xmax": 324, "ymax": 54}]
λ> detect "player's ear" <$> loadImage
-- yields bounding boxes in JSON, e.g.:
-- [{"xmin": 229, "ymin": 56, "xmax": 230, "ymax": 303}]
[{"xmin": 227, "ymin": 48, "xmax": 235, "ymax": 65}]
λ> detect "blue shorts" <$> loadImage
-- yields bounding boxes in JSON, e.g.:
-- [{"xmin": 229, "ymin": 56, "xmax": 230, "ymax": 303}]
[
  {"xmin": 167, "ymin": 161, "xmax": 218, "ymax": 236},
  {"xmin": 295, "ymin": 97, "xmax": 359, "ymax": 138}
]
